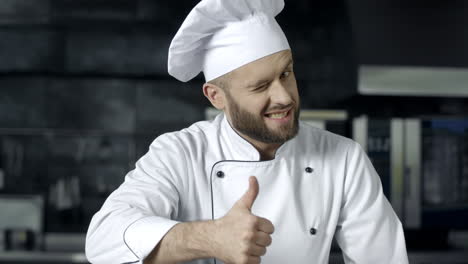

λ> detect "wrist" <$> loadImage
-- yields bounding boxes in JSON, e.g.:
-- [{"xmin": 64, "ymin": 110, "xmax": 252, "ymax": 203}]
[{"xmin": 184, "ymin": 220, "xmax": 220, "ymax": 259}]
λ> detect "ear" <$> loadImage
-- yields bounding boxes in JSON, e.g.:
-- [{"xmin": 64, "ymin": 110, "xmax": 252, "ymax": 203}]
[{"xmin": 203, "ymin": 83, "xmax": 226, "ymax": 110}]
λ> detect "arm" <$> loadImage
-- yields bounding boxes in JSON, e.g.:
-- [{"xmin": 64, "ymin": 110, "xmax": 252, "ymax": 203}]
[
  {"xmin": 143, "ymin": 221, "xmax": 216, "ymax": 264},
  {"xmin": 144, "ymin": 176, "xmax": 274, "ymax": 264},
  {"xmin": 335, "ymin": 141, "xmax": 409, "ymax": 264},
  {"xmin": 85, "ymin": 135, "xmax": 183, "ymax": 263},
  {"xmin": 86, "ymin": 134, "xmax": 273, "ymax": 264}
]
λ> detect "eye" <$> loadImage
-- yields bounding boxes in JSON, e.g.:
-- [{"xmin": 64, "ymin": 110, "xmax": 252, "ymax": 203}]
[
  {"xmin": 257, "ymin": 84, "xmax": 268, "ymax": 91},
  {"xmin": 252, "ymin": 83, "xmax": 269, "ymax": 92},
  {"xmin": 280, "ymin": 71, "xmax": 291, "ymax": 79}
]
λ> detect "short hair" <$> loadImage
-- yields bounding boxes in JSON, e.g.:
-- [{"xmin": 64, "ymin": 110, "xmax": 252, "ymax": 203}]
[{"xmin": 207, "ymin": 71, "xmax": 232, "ymax": 90}]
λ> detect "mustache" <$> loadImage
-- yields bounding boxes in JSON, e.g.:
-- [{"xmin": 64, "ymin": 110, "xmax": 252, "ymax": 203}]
[{"xmin": 264, "ymin": 103, "xmax": 295, "ymax": 113}]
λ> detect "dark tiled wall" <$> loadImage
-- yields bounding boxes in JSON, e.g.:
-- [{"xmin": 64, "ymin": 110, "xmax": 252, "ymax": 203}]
[{"xmin": 0, "ymin": 0, "xmax": 356, "ymax": 232}]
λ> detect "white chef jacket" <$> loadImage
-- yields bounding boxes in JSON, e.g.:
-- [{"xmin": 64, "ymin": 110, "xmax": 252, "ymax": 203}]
[{"xmin": 85, "ymin": 113, "xmax": 408, "ymax": 264}]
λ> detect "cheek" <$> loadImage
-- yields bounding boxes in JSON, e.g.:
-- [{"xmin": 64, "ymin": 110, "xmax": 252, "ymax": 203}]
[
  {"xmin": 249, "ymin": 96, "xmax": 270, "ymax": 114},
  {"xmin": 245, "ymin": 104, "xmax": 265, "ymax": 116},
  {"xmin": 288, "ymin": 79, "xmax": 299, "ymax": 100},
  {"xmin": 293, "ymin": 88, "xmax": 300, "ymax": 101},
  {"xmin": 229, "ymin": 94, "xmax": 265, "ymax": 116}
]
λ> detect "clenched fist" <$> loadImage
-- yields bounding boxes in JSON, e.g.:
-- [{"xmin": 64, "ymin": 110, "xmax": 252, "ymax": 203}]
[{"xmin": 212, "ymin": 176, "xmax": 275, "ymax": 264}]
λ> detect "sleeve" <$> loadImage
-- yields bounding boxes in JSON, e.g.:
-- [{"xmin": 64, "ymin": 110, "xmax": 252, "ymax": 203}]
[
  {"xmin": 85, "ymin": 134, "xmax": 185, "ymax": 264},
  {"xmin": 334, "ymin": 141, "xmax": 409, "ymax": 264}
]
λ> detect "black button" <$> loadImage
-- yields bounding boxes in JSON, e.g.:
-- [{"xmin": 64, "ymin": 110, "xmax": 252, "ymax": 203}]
[
  {"xmin": 305, "ymin": 167, "xmax": 313, "ymax": 173},
  {"xmin": 216, "ymin": 171, "xmax": 225, "ymax": 178},
  {"xmin": 310, "ymin": 228, "xmax": 317, "ymax": 235}
]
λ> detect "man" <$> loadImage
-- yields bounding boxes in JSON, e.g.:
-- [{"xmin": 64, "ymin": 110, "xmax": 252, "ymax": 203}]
[{"xmin": 85, "ymin": 0, "xmax": 409, "ymax": 263}]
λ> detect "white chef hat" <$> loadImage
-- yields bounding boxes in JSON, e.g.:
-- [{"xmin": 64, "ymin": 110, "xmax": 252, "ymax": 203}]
[{"xmin": 168, "ymin": 0, "xmax": 290, "ymax": 82}]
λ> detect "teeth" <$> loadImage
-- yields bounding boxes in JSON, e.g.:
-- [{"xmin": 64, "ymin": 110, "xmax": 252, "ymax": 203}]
[{"xmin": 268, "ymin": 112, "xmax": 287, "ymax": 119}]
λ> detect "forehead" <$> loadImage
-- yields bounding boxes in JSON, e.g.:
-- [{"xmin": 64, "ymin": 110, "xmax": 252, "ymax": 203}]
[{"xmin": 229, "ymin": 50, "xmax": 293, "ymax": 87}]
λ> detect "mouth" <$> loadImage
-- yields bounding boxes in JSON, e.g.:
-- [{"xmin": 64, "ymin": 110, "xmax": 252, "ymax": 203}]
[{"xmin": 264, "ymin": 107, "xmax": 293, "ymax": 122}]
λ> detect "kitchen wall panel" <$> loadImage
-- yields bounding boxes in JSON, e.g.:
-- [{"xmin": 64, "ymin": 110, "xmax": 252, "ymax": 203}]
[
  {"xmin": 0, "ymin": 79, "xmax": 47, "ymax": 128},
  {"xmin": 46, "ymin": 79, "xmax": 136, "ymax": 132},
  {"xmin": 0, "ymin": 0, "xmax": 358, "ymax": 234}
]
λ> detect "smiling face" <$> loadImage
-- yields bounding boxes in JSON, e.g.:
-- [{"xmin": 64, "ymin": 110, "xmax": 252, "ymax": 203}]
[{"xmin": 204, "ymin": 49, "xmax": 300, "ymax": 148}]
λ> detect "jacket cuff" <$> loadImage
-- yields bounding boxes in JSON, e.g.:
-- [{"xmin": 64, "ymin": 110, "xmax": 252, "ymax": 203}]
[{"xmin": 124, "ymin": 216, "xmax": 179, "ymax": 260}]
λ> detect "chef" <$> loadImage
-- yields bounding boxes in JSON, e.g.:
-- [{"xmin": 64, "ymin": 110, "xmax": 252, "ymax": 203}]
[{"xmin": 85, "ymin": 0, "xmax": 409, "ymax": 263}]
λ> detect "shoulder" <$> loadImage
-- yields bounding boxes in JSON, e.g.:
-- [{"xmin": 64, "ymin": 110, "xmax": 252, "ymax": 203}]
[
  {"xmin": 297, "ymin": 123, "xmax": 371, "ymax": 178},
  {"xmin": 297, "ymin": 121, "xmax": 356, "ymax": 153},
  {"xmin": 150, "ymin": 115, "xmax": 222, "ymax": 157}
]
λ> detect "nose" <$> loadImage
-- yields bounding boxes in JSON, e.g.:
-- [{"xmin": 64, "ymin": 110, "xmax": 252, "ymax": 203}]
[{"xmin": 269, "ymin": 79, "xmax": 293, "ymax": 106}]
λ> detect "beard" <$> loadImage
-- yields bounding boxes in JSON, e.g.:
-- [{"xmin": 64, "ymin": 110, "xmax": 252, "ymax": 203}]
[{"xmin": 225, "ymin": 92, "xmax": 300, "ymax": 144}]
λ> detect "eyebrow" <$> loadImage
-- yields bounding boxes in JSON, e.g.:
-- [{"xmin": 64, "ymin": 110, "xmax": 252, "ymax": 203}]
[
  {"xmin": 247, "ymin": 79, "xmax": 270, "ymax": 89},
  {"xmin": 246, "ymin": 58, "xmax": 294, "ymax": 88},
  {"xmin": 283, "ymin": 58, "xmax": 294, "ymax": 70}
]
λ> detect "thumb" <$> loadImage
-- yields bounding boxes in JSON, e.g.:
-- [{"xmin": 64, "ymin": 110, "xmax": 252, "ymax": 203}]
[{"xmin": 239, "ymin": 176, "xmax": 259, "ymax": 211}]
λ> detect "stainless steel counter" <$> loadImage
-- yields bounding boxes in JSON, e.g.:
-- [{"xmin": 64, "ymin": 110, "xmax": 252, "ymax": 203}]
[
  {"xmin": 0, "ymin": 251, "xmax": 87, "ymax": 264},
  {"xmin": 1, "ymin": 250, "xmax": 467, "ymax": 264}
]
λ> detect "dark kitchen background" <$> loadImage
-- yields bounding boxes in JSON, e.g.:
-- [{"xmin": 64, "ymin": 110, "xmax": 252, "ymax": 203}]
[{"xmin": 0, "ymin": 0, "xmax": 467, "ymax": 263}]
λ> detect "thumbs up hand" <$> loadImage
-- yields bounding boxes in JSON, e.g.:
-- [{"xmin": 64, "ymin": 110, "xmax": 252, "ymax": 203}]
[
  {"xmin": 213, "ymin": 176, "xmax": 275, "ymax": 264},
  {"xmin": 236, "ymin": 175, "xmax": 259, "ymax": 210}
]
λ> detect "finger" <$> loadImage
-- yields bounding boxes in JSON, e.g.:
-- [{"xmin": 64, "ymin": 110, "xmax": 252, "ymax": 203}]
[
  {"xmin": 254, "ymin": 232, "xmax": 272, "ymax": 247},
  {"xmin": 247, "ymin": 255, "xmax": 261, "ymax": 264},
  {"xmin": 239, "ymin": 176, "xmax": 259, "ymax": 210},
  {"xmin": 256, "ymin": 217, "xmax": 274, "ymax": 234},
  {"xmin": 247, "ymin": 244, "xmax": 267, "ymax": 256}
]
